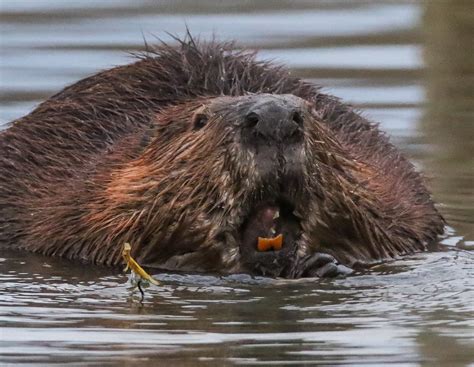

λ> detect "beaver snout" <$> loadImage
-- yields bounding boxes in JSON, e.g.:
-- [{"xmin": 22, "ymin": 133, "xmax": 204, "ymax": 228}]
[
  {"xmin": 240, "ymin": 94, "xmax": 305, "ymax": 147},
  {"xmin": 234, "ymin": 94, "xmax": 307, "ymax": 183},
  {"xmin": 244, "ymin": 97, "xmax": 304, "ymax": 144}
]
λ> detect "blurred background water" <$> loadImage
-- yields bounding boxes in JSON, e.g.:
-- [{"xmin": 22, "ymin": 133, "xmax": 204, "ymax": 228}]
[{"xmin": 0, "ymin": 0, "xmax": 473, "ymax": 365}]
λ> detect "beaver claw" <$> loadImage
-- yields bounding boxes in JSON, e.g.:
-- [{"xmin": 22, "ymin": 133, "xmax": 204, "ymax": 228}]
[{"xmin": 298, "ymin": 253, "xmax": 353, "ymax": 278}]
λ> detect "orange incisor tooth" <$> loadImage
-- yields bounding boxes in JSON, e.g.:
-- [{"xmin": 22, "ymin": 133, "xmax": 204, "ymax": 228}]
[{"xmin": 257, "ymin": 234, "xmax": 283, "ymax": 252}]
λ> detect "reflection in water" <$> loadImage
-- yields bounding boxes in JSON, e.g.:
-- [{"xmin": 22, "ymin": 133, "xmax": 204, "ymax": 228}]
[
  {"xmin": 1, "ymin": 248, "xmax": 473, "ymax": 365},
  {"xmin": 0, "ymin": 0, "xmax": 473, "ymax": 365}
]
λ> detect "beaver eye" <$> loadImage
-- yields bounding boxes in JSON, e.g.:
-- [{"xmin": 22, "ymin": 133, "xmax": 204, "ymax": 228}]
[
  {"xmin": 292, "ymin": 111, "xmax": 304, "ymax": 126},
  {"xmin": 193, "ymin": 113, "xmax": 208, "ymax": 130}
]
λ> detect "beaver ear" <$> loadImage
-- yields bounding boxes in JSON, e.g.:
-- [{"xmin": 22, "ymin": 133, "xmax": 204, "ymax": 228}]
[{"xmin": 192, "ymin": 113, "xmax": 209, "ymax": 130}]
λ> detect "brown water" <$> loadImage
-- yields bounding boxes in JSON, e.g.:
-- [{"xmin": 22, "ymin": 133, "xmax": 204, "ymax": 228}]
[{"xmin": 1, "ymin": 1, "xmax": 473, "ymax": 365}]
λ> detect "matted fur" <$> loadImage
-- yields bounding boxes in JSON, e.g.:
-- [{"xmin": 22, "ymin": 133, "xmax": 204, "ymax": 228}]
[{"xmin": 0, "ymin": 34, "xmax": 444, "ymax": 274}]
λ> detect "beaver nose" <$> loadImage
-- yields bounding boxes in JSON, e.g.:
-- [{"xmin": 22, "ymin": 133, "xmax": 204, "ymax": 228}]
[{"xmin": 244, "ymin": 98, "xmax": 304, "ymax": 143}]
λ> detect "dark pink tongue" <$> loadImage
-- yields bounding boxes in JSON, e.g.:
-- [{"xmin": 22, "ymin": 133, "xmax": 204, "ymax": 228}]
[{"xmin": 258, "ymin": 206, "xmax": 279, "ymax": 236}]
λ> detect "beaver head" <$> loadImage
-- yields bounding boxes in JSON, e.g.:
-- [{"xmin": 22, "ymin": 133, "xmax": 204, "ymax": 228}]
[{"xmin": 103, "ymin": 93, "xmax": 355, "ymax": 277}]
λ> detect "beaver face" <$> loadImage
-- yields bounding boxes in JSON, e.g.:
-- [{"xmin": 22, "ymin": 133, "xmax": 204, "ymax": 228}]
[
  {"xmin": 152, "ymin": 94, "xmax": 316, "ymax": 277},
  {"xmin": 213, "ymin": 95, "xmax": 309, "ymax": 277}
]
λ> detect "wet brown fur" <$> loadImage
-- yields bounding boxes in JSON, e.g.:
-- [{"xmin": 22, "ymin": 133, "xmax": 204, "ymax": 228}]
[{"xmin": 0, "ymin": 35, "xmax": 444, "ymax": 273}]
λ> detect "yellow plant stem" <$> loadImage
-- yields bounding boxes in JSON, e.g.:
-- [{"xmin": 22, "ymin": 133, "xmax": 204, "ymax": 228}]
[{"xmin": 122, "ymin": 242, "xmax": 160, "ymax": 286}]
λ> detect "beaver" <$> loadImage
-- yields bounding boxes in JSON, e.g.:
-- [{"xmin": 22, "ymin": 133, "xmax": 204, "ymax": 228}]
[{"xmin": 0, "ymin": 36, "xmax": 444, "ymax": 278}]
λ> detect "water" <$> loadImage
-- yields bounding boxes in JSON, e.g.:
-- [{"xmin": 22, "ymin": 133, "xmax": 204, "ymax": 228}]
[{"xmin": 1, "ymin": 1, "xmax": 473, "ymax": 365}]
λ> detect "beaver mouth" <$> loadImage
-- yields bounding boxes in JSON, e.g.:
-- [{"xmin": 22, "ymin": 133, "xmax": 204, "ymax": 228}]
[{"xmin": 239, "ymin": 199, "xmax": 301, "ymax": 276}]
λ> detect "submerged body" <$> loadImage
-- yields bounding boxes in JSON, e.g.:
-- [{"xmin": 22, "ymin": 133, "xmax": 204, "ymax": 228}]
[{"xmin": 0, "ymin": 37, "xmax": 444, "ymax": 277}]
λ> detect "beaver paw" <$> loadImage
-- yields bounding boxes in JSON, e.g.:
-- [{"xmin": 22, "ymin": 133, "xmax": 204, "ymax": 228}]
[{"xmin": 299, "ymin": 253, "xmax": 353, "ymax": 278}]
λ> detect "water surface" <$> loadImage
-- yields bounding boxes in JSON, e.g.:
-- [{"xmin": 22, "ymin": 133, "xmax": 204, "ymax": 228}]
[{"xmin": 1, "ymin": 0, "xmax": 473, "ymax": 365}]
